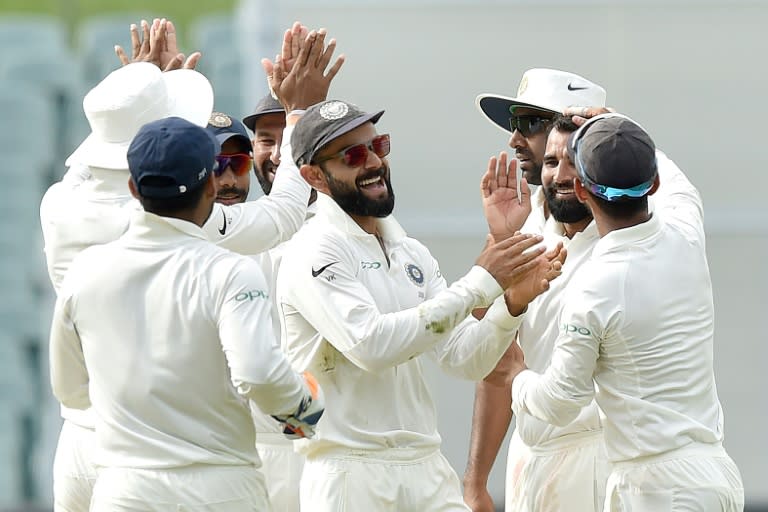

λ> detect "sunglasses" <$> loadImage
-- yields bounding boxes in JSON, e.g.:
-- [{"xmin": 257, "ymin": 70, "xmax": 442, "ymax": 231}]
[
  {"xmin": 314, "ymin": 134, "xmax": 391, "ymax": 168},
  {"xmin": 508, "ymin": 115, "xmax": 552, "ymax": 137},
  {"xmin": 214, "ymin": 153, "xmax": 253, "ymax": 177}
]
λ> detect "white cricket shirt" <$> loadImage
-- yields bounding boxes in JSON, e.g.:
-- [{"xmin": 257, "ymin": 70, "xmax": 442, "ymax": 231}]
[
  {"xmin": 250, "ymin": 203, "xmax": 317, "ymax": 439},
  {"xmin": 40, "ymin": 126, "xmax": 308, "ymax": 427},
  {"xmin": 40, "ymin": 166, "xmax": 138, "ymax": 428},
  {"xmin": 513, "ymin": 152, "xmax": 726, "ymax": 462},
  {"xmin": 49, "ymin": 211, "xmax": 309, "ymax": 469},
  {"xmin": 277, "ymin": 193, "xmax": 524, "ymax": 457},
  {"xmin": 514, "ymin": 217, "xmax": 603, "ymax": 449}
]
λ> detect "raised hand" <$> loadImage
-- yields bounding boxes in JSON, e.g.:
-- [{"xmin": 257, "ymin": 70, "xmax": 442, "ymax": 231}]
[
  {"xmin": 481, "ymin": 151, "xmax": 532, "ymax": 242},
  {"xmin": 261, "ymin": 29, "xmax": 345, "ymax": 112},
  {"xmin": 280, "ymin": 21, "xmax": 310, "ymax": 73},
  {"xmin": 563, "ymin": 105, "xmax": 616, "ymax": 126},
  {"xmin": 115, "ymin": 18, "xmax": 200, "ymax": 71},
  {"xmin": 503, "ymin": 241, "xmax": 567, "ymax": 315}
]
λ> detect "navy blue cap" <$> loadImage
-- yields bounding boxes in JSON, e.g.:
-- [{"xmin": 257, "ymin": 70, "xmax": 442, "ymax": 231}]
[
  {"xmin": 205, "ymin": 112, "xmax": 251, "ymax": 149},
  {"xmin": 128, "ymin": 116, "xmax": 221, "ymax": 199}
]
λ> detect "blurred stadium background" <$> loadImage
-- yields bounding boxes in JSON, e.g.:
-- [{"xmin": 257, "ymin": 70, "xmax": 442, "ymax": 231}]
[{"xmin": 0, "ymin": 0, "xmax": 765, "ymax": 510}]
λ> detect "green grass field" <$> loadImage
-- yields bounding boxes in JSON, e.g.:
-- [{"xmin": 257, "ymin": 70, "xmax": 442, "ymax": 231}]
[{"xmin": 1, "ymin": 0, "xmax": 236, "ymax": 47}]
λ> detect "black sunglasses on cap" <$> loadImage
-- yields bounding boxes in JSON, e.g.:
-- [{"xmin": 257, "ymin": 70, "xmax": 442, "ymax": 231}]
[{"xmin": 508, "ymin": 115, "xmax": 553, "ymax": 138}]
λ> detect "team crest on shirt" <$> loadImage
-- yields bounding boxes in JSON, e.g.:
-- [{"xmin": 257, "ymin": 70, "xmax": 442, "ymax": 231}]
[{"xmin": 405, "ymin": 263, "xmax": 424, "ymax": 287}]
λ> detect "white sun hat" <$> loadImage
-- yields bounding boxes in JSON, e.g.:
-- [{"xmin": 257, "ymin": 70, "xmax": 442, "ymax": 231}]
[
  {"xmin": 65, "ymin": 62, "xmax": 214, "ymax": 169},
  {"xmin": 476, "ymin": 68, "xmax": 607, "ymax": 134}
]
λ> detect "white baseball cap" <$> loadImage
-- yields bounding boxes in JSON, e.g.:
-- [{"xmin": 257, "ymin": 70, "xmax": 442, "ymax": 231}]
[
  {"xmin": 65, "ymin": 62, "xmax": 214, "ymax": 169},
  {"xmin": 476, "ymin": 68, "xmax": 607, "ymax": 134}
]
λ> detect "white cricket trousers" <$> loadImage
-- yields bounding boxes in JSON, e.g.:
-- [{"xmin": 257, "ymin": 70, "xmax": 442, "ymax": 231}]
[
  {"xmin": 90, "ymin": 464, "xmax": 271, "ymax": 511},
  {"xmin": 506, "ymin": 430, "xmax": 609, "ymax": 512},
  {"xmin": 53, "ymin": 420, "xmax": 97, "ymax": 512},
  {"xmin": 605, "ymin": 442, "xmax": 744, "ymax": 511},
  {"xmin": 301, "ymin": 447, "xmax": 470, "ymax": 512},
  {"xmin": 257, "ymin": 434, "xmax": 304, "ymax": 512}
]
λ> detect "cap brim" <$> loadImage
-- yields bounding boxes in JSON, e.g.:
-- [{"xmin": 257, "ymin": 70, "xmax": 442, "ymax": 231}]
[
  {"xmin": 65, "ymin": 133, "xmax": 131, "ymax": 169},
  {"xmin": 163, "ymin": 69, "xmax": 214, "ymax": 128},
  {"xmin": 475, "ymin": 94, "xmax": 559, "ymax": 134},
  {"xmin": 213, "ymin": 132, "xmax": 251, "ymax": 148},
  {"xmin": 242, "ymin": 108, "xmax": 285, "ymax": 131}
]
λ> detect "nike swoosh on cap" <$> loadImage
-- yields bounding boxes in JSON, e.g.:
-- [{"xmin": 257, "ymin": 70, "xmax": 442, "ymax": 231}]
[
  {"xmin": 311, "ymin": 262, "xmax": 338, "ymax": 278},
  {"xmin": 567, "ymin": 83, "xmax": 588, "ymax": 91}
]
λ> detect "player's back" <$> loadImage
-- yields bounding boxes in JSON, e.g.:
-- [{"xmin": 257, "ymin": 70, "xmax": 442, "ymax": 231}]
[
  {"xmin": 63, "ymin": 211, "xmax": 262, "ymax": 469},
  {"xmin": 584, "ymin": 212, "xmax": 722, "ymax": 462}
]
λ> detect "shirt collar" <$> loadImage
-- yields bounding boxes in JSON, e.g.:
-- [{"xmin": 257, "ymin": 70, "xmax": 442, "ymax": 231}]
[
  {"xmin": 128, "ymin": 209, "xmax": 209, "ymax": 243},
  {"xmin": 315, "ymin": 192, "xmax": 407, "ymax": 242},
  {"xmin": 592, "ymin": 213, "xmax": 661, "ymax": 257}
]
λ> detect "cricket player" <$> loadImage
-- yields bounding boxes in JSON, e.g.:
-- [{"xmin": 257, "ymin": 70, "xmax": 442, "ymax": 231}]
[
  {"xmin": 206, "ymin": 100, "xmax": 311, "ymax": 512},
  {"xmin": 40, "ymin": 60, "xmax": 214, "ymax": 512},
  {"xmin": 40, "ymin": 24, "xmax": 341, "ymax": 511},
  {"xmin": 275, "ymin": 99, "xmax": 566, "ymax": 511},
  {"xmin": 465, "ymin": 68, "xmax": 611, "ymax": 512},
  {"xmin": 509, "ymin": 114, "xmax": 745, "ymax": 511},
  {"xmin": 49, "ymin": 116, "xmax": 324, "ymax": 511}
]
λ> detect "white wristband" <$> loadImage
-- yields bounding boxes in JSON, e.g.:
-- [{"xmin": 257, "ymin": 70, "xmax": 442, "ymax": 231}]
[{"xmin": 288, "ymin": 109, "xmax": 306, "ymax": 117}]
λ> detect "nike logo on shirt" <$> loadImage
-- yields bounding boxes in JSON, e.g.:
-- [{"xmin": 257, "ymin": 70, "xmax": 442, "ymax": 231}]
[
  {"xmin": 311, "ymin": 262, "xmax": 338, "ymax": 278},
  {"xmin": 218, "ymin": 212, "xmax": 227, "ymax": 235}
]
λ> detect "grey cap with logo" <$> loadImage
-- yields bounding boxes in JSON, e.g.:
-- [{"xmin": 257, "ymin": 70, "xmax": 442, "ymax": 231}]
[{"xmin": 291, "ymin": 100, "xmax": 384, "ymax": 167}]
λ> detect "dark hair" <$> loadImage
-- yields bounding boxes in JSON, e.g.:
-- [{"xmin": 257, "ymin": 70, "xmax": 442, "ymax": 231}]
[
  {"xmin": 133, "ymin": 176, "xmax": 207, "ymax": 216},
  {"xmin": 589, "ymin": 193, "xmax": 649, "ymax": 219},
  {"xmin": 551, "ymin": 115, "xmax": 579, "ymax": 134}
]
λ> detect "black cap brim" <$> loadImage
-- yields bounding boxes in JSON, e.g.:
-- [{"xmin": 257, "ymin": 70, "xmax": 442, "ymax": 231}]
[
  {"xmin": 242, "ymin": 108, "xmax": 285, "ymax": 131},
  {"xmin": 477, "ymin": 95, "xmax": 558, "ymax": 134}
]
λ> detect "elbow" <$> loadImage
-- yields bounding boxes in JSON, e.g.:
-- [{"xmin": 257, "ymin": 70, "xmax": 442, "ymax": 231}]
[{"xmin": 344, "ymin": 346, "xmax": 404, "ymax": 374}]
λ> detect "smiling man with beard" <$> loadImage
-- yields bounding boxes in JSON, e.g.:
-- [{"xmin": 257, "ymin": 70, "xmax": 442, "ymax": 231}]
[
  {"xmin": 274, "ymin": 99, "xmax": 567, "ymax": 512},
  {"xmin": 464, "ymin": 112, "xmax": 696, "ymax": 512}
]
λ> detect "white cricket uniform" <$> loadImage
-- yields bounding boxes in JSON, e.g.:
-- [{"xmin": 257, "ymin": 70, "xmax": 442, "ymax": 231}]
[
  {"xmin": 39, "ymin": 124, "xmax": 309, "ymax": 511},
  {"xmin": 49, "ymin": 210, "xmax": 313, "ymax": 511},
  {"xmin": 509, "ymin": 208, "xmax": 607, "ymax": 511},
  {"xmin": 249, "ymin": 203, "xmax": 317, "ymax": 512},
  {"xmin": 277, "ymin": 193, "xmax": 525, "ymax": 512},
  {"xmin": 512, "ymin": 155, "xmax": 745, "ymax": 511},
  {"xmin": 40, "ymin": 166, "xmax": 136, "ymax": 511}
]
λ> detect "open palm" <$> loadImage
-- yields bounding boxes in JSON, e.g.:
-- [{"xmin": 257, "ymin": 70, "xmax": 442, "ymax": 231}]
[{"xmin": 481, "ymin": 152, "xmax": 532, "ymax": 241}]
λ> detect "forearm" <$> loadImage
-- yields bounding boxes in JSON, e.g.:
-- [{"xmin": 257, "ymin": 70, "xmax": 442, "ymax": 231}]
[
  {"xmin": 343, "ymin": 266, "xmax": 503, "ymax": 372},
  {"xmin": 464, "ymin": 377, "xmax": 513, "ymax": 488},
  {"xmin": 433, "ymin": 296, "xmax": 522, "ymax": 380}
]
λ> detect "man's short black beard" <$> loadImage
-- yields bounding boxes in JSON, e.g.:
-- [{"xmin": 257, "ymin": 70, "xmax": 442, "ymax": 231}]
[
  {"xmin": 544, "ymin": 185, "xmax": 592, "ymax": 224},
  {"xmin": 253, "ymin": 160, "xmax": 274, "ymax": 195},
  {"xmin": 323, "ymin": 165, "xmax": 395, "ymax": 218}
]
